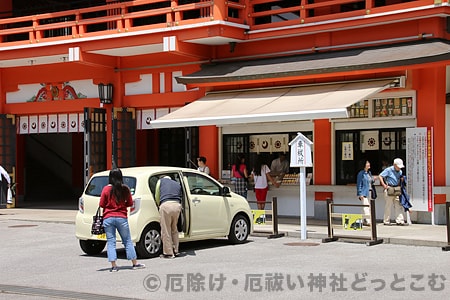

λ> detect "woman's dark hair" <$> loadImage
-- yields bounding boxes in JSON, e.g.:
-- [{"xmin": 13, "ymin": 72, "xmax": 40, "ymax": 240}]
[
  {"xmin": 234, "ymin": 155, "xmax": 244, "ymax": 168},
  {"xmin": 253, "ymin": 155, "xmax": 263, "ymax": 176},
  {"xmin": 108, "ymin": 168, "xmax": 130, "ymax": 204},
  {"xmin": 359, "ymin": 159, "xmax": 369, "ymax": 170},
  {"xmin": 198, "ymin": 156, "xmax": 207, "ymax": 163}
]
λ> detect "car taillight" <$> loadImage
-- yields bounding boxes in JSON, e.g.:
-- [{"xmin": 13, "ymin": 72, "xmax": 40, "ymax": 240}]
[
  {"xmin": 79, "ymin": 197, "xmax": 84, "ymax": 213},
  {"xmin": 130, "ymin": 198, "xmax": 140, "ymax": 215}
]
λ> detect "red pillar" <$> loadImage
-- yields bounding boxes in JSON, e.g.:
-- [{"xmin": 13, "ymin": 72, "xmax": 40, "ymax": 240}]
[
  {"xmin": 313, "ymin": 119, "xmax": 332, "ymax": 185},
  {"xmin": 412, "ymin": 66, "xmax": 446, "ymax": 186},
  {"xmin": 213, "ymin": 0, "xmax": 226, "ymax": 20},
  {"xmin": 199, "ymin": 126, "xmax": 218, "ymax": 178}
]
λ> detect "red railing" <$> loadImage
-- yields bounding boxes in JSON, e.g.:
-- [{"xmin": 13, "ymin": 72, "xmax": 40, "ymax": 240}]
[
  {"xmin": 247, "ymin": 0, "xmax": 440, "ymax": 30},
  {"xmin": 0, "ymin": 0, "xmax": 442, "ymax": 46}
]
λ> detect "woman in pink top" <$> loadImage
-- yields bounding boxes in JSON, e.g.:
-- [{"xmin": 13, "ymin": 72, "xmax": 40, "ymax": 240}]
[
  {"xmin": 99, "ymin": 168, "xmax": 145, "ymax": 272},
  {"xmin": 232, "ymin": 155, "xmax": 248, "ymax": 199}
]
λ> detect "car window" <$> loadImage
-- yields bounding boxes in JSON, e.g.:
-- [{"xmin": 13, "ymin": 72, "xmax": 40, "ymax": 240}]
[
  {"xmin": 184, "ymin": 172, "xmax": 221, "ymax": 196},
  {"xmin": 123, "ymin": 177, "xmax": 137, "ymax": 195},
  {"xmin": 149, "ymin": 173, "xmax": 182, "ymax": 199},
  {"xmin": 85, "ymin": 176, "xmax": 137, "ymax": 196}
]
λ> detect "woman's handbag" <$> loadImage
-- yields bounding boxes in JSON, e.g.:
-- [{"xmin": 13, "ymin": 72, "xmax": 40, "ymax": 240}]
[
  {"xmin": 91, "ymin": 206, "xmax": 105, "ymax": 235},
  {"xmin": 387, "ymin": 186, "xmax": 401, "ymax": 196}
]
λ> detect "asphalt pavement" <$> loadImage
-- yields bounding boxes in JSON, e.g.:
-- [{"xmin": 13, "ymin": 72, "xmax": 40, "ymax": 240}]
[{"xmin": 2, "ymin": 206, "xmax": 450, "ymax": 299}]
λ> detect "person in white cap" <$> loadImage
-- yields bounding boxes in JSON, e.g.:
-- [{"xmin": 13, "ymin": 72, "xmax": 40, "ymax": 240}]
[{"xmin": 379, "ymin": 158, "xmax": 407, "ymax": 226}]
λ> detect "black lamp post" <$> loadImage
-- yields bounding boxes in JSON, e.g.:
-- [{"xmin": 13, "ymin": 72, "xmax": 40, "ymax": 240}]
[{"xmin": 98, "ymin": 83, "xmax": 113, "ymax": 104}]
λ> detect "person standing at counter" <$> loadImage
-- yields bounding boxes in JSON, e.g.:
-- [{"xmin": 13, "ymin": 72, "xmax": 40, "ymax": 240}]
[
  {"xmin": 232, "ymin": 155, "xmax": 248, "ymax": 199},
  {"xmin": 270, "ymin": 153, "xmax": 290, "ymax": 179},
  {"xmin": 251, "ymin": 156, "xmax": 280, "ymax": 210}
]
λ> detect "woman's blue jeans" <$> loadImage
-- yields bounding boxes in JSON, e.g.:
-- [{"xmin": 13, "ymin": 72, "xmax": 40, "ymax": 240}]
[{"xmin": 103, "ymin": 217, "xmax": 137, "ymax": 262}]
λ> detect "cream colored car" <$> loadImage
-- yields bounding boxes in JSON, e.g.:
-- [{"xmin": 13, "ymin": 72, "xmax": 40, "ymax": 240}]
[{"xmin": 75, "ymin": 166, "xmax": 253, "ymax": 258}]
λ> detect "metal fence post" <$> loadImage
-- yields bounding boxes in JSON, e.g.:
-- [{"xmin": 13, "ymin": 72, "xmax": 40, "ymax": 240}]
[
  {"xmin": 327, "ymin": 198, "xmax": 332, "ymax": 237},
  {"xmin": 366, "ymin": 199, "xmax": 383, "ymax": 246},
  {"xmin": 322, "ymin": 198, "xmax": 338, "ymax": 242},
  {"xmin": 442, "ymin": 202, "xmax": 450, "ymax": 251},
  {"xmin": 268, "ymin": 197, "xmax": 285, "ymax": 239}
]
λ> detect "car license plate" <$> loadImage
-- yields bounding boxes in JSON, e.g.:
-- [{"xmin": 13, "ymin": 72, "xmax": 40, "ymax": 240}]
[{"xmin": 97, "ymin": 233, "xmax": 106, "ymax": 240}]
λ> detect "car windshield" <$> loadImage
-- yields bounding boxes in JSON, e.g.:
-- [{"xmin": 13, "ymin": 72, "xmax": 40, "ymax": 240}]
[{"xmin": 85, "ymin": 176, "xmax": 137, "ymax": 196}]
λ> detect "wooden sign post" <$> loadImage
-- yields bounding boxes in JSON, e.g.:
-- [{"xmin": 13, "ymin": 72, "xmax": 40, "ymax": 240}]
[{"xmin": 289, "ymin": 133, "xmax": 313, "ymax": 240}]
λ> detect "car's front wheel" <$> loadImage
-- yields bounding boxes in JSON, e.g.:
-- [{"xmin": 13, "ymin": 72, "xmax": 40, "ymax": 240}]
[
  {"xmin": 135, "ymin": 223, "xmax": 163, "ymax": 258},
  {"xmin": 79, "ymin": 240, "xmax": 106, "ymax": 255},
  {"xmin": 228, "ymin": 214, "xmax": 250, "ymax": 244}
]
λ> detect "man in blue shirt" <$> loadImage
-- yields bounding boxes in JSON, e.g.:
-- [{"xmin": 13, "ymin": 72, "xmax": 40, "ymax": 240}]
[
  {"xmin": 379, "ymin": 158, "xmax": 407, "ymax": 226},
  {"xmin": 156, "ymin": 176, "xmax": 182, "ymax": 258}
]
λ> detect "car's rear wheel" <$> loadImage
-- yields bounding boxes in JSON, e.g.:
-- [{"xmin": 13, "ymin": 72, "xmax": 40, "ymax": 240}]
[
  {"xmin": 228, "ymin": 214, "xmax": 250, "ymax": 244},
  {"xmin": 79, "ymin": 240, "xmax": 106, "ymax": 255},
  {"xmin": 135, "ymin": 223, "xmax": 163, "ymax": 258}
]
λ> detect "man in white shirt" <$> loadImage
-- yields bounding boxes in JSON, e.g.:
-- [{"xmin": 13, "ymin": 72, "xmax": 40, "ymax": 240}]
[
  {"xmin": 197, "ymin": 156, "xmax": 210, "ymax": 175},
  {"xmin": 270, "ymin": 153, "xmax": 289, "ymax": 177}
]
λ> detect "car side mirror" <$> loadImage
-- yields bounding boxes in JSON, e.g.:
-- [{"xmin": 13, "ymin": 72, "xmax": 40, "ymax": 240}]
[{"xmin": 222, "ymin": 186, "xmax": 231, "ymax": 196}]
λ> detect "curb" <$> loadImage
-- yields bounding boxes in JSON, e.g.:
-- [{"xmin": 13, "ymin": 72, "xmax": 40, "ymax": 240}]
[{"xmin": 282, "ymin": 231, "xmax": 448, "ymax": 248}]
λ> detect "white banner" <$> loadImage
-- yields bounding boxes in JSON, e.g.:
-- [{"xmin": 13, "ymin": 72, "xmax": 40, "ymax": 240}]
[
  {"xmin": 29, "ymin": 115, "xmax": 38, "ymax": 134},
  {"xmin": 381, "ymin": 131, "xmax": 395, "ymax": 150},
  {"xmin": 58, "ymin": 114, "xmax": 68, "ymax": 133},
  {"xmin": 39, "ymin": 115, "xmax": 48, "ymax": 133},
  {"xmin": 79, "ymin": 113, "xmax": 85, "ymax": 132},
  {"xmin": 19, "ymin": 114, "xmax": 86, "ymax": 134},
  {"xmin": 19, "ymin": 116, "xmax": 28, "ymax": 134},
  {"xmin": 69, "ymin": 114, "xmax": 79, "ymax": 132},
  {"xmin": 141, "ymin": 109, "xmax": 155, "ymax": 129},
  {"xmin": 271, "ymin": 134, "xmax": 289, "ymax": 153},
  {"xmin": 48, "ymin": 114, "xmax": 58, "ymax": 133},
  {"xmin": 406, "ymin": 127, "xmax": 433, "ymax": 212},
  {"xmin": 259, "ymin": 135, "xmax": 271, "ymax": 153},
  {"xmin": 249, "ymin": 135, "xmax": 259, "ymax": 153},
  {"xmin": 361, "ymin": 130, "xmax": 379, "ymax": 151}
]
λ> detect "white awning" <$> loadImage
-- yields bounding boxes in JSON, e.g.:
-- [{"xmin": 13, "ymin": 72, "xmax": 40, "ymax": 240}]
[{"xmin": 150, "ymin": 79, "xmax": 393, "ymax": 128}]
